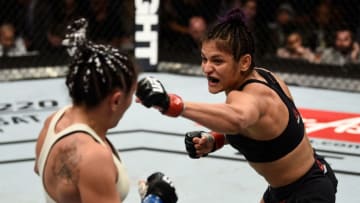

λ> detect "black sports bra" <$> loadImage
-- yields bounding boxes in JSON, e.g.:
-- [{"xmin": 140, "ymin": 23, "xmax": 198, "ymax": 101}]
[{"xmin": 226, "ymin": 68, "xmax": 304, "ymax": 162}]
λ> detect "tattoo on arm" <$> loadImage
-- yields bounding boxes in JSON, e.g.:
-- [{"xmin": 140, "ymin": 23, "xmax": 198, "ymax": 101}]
[{"xmin": 55, "ymin": 142, "xmax": 81, "ymax": 184}]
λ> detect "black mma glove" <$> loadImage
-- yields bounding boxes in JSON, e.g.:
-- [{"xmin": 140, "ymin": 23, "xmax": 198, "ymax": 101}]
[
  {"xmin": 185, "ymin": 131, "xmax": 226, "ymax": 159},
  {"xmin": 138, "ymin": 172, "xmax": 178, "ymax": 203},
  {"xmin": 136, "ymin": 76, "xmax": 184, "ymax": 117},
  {"xmin": 185, "ymin": 131, "xmax": 207, "ymax": 159}
]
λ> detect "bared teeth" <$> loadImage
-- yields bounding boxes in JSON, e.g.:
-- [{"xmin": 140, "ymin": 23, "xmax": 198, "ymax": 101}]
[{"xmin": 208, "ymin": 76, "xmax": 219, "ymax": 83}]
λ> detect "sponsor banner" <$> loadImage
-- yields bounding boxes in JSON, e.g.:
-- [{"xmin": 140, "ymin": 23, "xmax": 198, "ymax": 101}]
[
  {"xmin": 301, "ymin": 108, "xmax": 360, "ymax": 158},
  {"xmin": 301, "ymin": 108, "xmax": 360, "ymax": 143},
  {"xmin": 135, "ymin": 0, "xmax": 159, "ymax": 71},
  {"xmin": 0, "ymin": 99, "xmax": 67, "ymax": 142}
]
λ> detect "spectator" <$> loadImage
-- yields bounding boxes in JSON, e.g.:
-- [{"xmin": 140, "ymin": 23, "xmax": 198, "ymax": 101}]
[
  {"xmin": 320, "ymin": 27, "xmax": 360, "ymax": 65},
  {"xmin": 188, "ymin": 16, "xmax": 207, "ymax": 45},
  {"xmin": 0, "ymin": 23, "xmax": 27, "ymax": 57},
  {"xmin": 46, "ymin": 0, "xmax": 87, "ymax": 53},
  {"xmin": 266, "ymin": 3, "xmax": 297, "ymax": 55},
  {"xmin": 219, "ymin": 0, "xmax": 257, "ymax": 38},
  {"xmin": 87, "ymin": 0, "xmax": 130, "ymax": 49},
  {"xmin": 159, "ymin": 0, "xmax": 221, "ymax": 63},
  {"xmin": 241, "ymin": 0, "xmax": 257, "ymax": 32},
  {"xmin": 0, "ymin": 0, "xmax": 34, "ymax": 51},
  {"xmin": 25, "ymin": 0, "xmax": 53, "ymax": 52},
  {"xmin": 277, "ymin": 31, "xmax": 316, "ymax": 63},
  {"xmin": 304, "ymin": 1, "xmax": 342, "ymax": 55},
  {"xmin": 241, "ymin": 0, "xmax": 262, "ymax": 61}
]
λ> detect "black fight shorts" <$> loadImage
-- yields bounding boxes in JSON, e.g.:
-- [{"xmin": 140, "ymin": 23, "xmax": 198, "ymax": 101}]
[{"xmin": 263, "ymin": 154, "xmax": 338, "ymax": 203}]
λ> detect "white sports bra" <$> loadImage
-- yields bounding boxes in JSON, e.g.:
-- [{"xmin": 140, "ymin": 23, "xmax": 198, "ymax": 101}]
[{"xmin": 37, "ymin": 106, "xmax": 130, "ymax": 202}]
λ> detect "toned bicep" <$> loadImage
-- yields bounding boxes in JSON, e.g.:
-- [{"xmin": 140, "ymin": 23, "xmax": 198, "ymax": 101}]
[
  {"xmin": 78, "ymin": 148, "xmax": 120, "ymax": 203},
  {"xmin": 226, "ymin": 91, "xmax": 262, "ymax": 129},
  {"xmin": 181, "ymin": 91, "xmax": 263, "ymax": 134}
]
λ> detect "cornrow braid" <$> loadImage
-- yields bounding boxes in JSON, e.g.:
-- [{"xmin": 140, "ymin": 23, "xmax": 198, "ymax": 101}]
[
  {"xmin": 63, "ymin": 18, "xmax": 138, "ymax": 108},
  {"xmin": 204, "ymin": 8, "xmax": 255, "ymax": 68}
]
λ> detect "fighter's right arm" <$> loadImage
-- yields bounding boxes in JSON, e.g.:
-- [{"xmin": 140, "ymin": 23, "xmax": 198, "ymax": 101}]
[{"xmin": 181, "ymin": 90, "xmax": 261, "ymax": 134}]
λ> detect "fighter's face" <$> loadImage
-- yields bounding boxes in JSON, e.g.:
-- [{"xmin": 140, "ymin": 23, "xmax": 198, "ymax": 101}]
[{"xmin": 201, "ymin": 41, "xmax": 243, "ymax": 94}]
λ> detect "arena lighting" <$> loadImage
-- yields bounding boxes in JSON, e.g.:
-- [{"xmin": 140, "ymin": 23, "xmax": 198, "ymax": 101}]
[{"xmin": 135, "ymin": 0, "xmax": 160, "ymax": 71}]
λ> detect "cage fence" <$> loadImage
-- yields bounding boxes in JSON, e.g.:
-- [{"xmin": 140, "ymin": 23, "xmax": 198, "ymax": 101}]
[{"xmin": 0, "ymin": 0, "xmax": 359, "ymax": 92}]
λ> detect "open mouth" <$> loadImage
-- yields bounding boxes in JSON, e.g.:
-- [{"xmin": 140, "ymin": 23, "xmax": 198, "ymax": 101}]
[{"xmin": 207, "ymin": 76, "xmax": 219, "ymax": 83}]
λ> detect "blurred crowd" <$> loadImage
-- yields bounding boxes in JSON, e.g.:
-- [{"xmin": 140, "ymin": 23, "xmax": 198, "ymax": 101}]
[
  {"xmin": 264, "ymin": 0, "xmax": 360, "ymax": 66},
  {"xmin": 159, "ymin": 0, "xmax": 360, "ymax": 66},
  {"xmin": 1, "ymin": 0, "xmax": 360, "ymax": 66},
  {"xmin": 0, "ymin": 0, "xmax": 133, "ymax": 57}
]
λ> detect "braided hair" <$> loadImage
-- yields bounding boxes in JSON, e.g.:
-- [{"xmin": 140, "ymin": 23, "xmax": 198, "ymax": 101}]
[
  {"xmin": 203, "ymin": 8, "xmax": 255, "ymax": 69},
  {"xmin": 62, "ymin": 18, "xmax": 138, "ymax": 108}
]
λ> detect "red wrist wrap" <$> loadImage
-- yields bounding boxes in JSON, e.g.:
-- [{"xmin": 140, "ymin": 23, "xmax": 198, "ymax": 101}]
[
  {"xmin": 163, "ymin": 94, "xmax": 184, "ymax": 117},
  {"xmin": 211, "ymin": 132, "xmax": 225, "ymax": 152}
]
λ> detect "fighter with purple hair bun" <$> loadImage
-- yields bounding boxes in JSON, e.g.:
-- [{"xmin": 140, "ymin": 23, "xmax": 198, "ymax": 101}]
[{"xmin": 136, "ymin": 8, "xmax": 338, "ymax": 203}]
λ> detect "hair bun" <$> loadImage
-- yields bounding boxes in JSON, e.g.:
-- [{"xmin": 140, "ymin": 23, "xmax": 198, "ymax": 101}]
[
  {"xmin": 219, "ymin": 8, "xmax": 246, "ymax": 27},
  {"xmin": 62, "ymin": 18, "xmax": 88, "ymax": 56}
]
